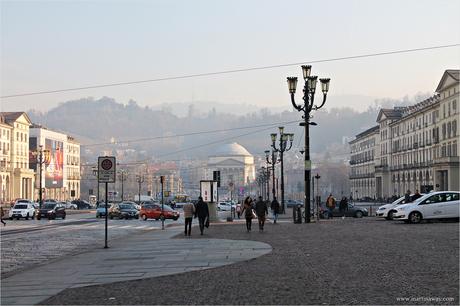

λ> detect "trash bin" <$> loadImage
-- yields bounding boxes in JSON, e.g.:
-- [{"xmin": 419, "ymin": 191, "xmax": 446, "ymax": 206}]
[{"xmin": 293, "ymin": 204, "xmax": 302, "ymax": 224}]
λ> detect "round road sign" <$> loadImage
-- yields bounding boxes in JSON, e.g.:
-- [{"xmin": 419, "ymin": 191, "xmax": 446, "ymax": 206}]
[{"xmin": 101, "ymin": 159, "xmax": 113, "ymax": 170}]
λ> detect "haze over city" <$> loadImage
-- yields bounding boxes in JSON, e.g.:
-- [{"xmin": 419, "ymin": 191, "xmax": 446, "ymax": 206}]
[{"xmin": 1, "ymin": 0, "xmax": 459, "ymax": 113}]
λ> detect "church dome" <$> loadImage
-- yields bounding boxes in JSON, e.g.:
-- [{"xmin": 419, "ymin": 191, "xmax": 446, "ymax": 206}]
[{"xmin": 211, "ymin": 142, "xmax": 252, "ymax": 157}]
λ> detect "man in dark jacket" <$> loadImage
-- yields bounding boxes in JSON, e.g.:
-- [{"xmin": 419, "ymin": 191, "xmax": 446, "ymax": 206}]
[
  {"xmin": 270, "ymin": 197, "xmax": 280, "ymax": 224},
  {"xmin": 255, "ymin": 196, "xmax": 268, "ymax": 231},
  {"xmin": 195, "ymin": 196, "xmax": 209, "ymax": 235},
  {"xmin": 411, "ymin": 189, "xmax": 422, "ymax": 202}
]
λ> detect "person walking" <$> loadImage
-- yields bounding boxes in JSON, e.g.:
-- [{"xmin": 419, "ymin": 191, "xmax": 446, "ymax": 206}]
[
  {"xmin": 183, "ymin": 201, "xmax": 195, "ymax": 236},
  {"xmin": 326, "ymin": 194, "xmax": 336, "ymax": 219},
  {"xmin": 1, "ymin": 206, "xmax": 6, "ymax": 226},
  {"xmin": 339, "ymin": 196, "xmax": 348, "ymax": 218},
  {"xmin": 411, "ymin": 189, "xmax": 422, "ymax": 201},
  {"xmin": 236, "ymin": 203, "xmax": 242, "ymax": 219},
  {"xmin": 241, "ymin": 196, "xmax": 254, "ymax": 232},
  {"xmin": 270, "ymin": 197, "xmax": 280, "ymax": 224},
  {"xmin": 255, "ymin": 196, "xmax": 268, "ymax": 231},
  {"xmin": 404, "ymin": 190, "xmax": 411, "ymax": 203},
  {"xmin": 194, "ymin": 196, "xmax": 209, "ymax": 235}
]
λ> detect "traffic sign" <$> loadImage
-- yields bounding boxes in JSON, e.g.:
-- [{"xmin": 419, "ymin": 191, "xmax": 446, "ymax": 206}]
[{"xmin": 98, "ymin": 156, "xmax": 116, "ymax": 183}]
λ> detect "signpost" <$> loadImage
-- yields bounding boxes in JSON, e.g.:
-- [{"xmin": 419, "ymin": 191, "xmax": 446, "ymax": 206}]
[
  {"xmin": 98, "ymin": 156, "xmax": 116, "ymax": 249},
  {"xmin": 200, "ymin": 180, "xmax": 218, "ymax": 221}
]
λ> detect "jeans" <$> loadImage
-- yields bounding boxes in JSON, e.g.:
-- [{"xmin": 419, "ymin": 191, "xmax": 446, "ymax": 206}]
[
  {"xmin": 245, "ymin": 217, "xmax": 252, "ymax": 231},
  {"xmin": 328, "ymin": 208, "xmax": 334, "ymax": 219},
  {"xmin": 184, "ymin": 217, "xmax": 192, "ymax": 235},
  {"xmin": 272, "ymin": 211, "xmax": 278, "ymax": 223}
]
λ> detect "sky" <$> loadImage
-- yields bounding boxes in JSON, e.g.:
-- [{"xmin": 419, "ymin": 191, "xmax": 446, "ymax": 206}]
[{"xmin": 1, "ymin": 0, "xmax": 460, "ymax": 113}]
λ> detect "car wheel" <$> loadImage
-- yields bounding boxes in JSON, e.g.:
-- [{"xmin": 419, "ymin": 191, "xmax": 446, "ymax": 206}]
[
  {"xmin": 119, "ymin": 215, "xmax": 124, "ymax": 220},
  {"xmin": 173, "ymin": 217, "xmax": 178, "ymax": 221},
  {"xmin": 135, "ymin": 215, "xmax": 139, "ymax": 219},
  {"xmin": 142, "ymin": 214, "xmax": 148, "ymax": 221},
  {"xmin": 408, "ymin": 211, "xmax": 422, "ymax": 224},
  {"xmin": 386, "ymin": 211, "xmax": 394, "ymax": 220},
  {"xmin": 62, "ymin": 214, "xmax": 66, "ymax": 220},
  {"xmin": 26, "ymin": 213, "xmax": 29, "ymax": 220},
  {"xmin": 355, "ymin": 211, "xmax": 363, "ymax": 218}
]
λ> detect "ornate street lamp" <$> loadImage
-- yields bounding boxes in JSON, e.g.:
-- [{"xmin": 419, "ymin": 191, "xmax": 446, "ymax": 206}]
[
  {"xmin": 287, "ymin": 65, "xmax": 330, "ymax": 223},
  {"xmin": 32, "ymin": 145, "xmax": 50, "ymax": 209},
  {"xmin": 265, "ymin": 149, "xmax": 279, "ymax": 203},
  {"xmin": 271, "ymin": 127, "xmax": 294, "ymax": 214}
]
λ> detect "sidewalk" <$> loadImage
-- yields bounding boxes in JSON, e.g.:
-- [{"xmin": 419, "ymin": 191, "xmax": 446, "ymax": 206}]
[{"xmin": 1, "ymin": 224, "xmax": 271, "ymax": 305}]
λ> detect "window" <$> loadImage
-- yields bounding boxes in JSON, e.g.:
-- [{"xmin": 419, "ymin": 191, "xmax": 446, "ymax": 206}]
[
  {"xmin": 422, "ymin": 194, "xmax": 443, "ymax": 204},
  {"xmin": 453, "ymin": 100, "xmax": 457, "ymax": 112},
  {"xmin": 453, "ymin": 120, "xmax": 457, "ymax": 136},
  {"xmin": 442, "ymin": 123, "xmax": 446, "ymax": 140}
]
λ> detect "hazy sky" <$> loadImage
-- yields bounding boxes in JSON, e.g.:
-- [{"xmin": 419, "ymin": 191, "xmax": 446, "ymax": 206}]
[{"xmin": 1, "ymin": 0, "xmax": 459, "ymax": 113}]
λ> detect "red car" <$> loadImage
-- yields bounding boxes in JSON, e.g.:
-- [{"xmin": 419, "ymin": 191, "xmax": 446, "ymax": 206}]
[{"xmin": 140, "ymin": 203, "xmax": 180, "ymax": 221}]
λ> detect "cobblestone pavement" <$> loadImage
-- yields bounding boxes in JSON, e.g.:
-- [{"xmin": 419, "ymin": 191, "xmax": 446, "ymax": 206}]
[
  {"xmin": 42, "ymin": 217, "xmax": 459, "ymax": 305},
  {"xmin": 1, "ymin": 216, "xmax": 179, "ymax": 277}
]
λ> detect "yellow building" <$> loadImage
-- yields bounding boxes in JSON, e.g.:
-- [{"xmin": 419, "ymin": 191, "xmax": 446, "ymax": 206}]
[{"xmin": 0, "ymin": 112, "xmax": 35, "ymax": 202}]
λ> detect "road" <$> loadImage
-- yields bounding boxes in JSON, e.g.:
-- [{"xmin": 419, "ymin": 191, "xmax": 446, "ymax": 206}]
[{"xmin": 0, "ymin": 209, "xmax": 234, "ymax": 278}]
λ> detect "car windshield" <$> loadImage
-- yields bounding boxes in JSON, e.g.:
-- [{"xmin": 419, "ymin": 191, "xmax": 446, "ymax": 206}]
[
  {"xmin": 119, "ymin": 204, "xmax": 134, "ymax": 209},
  {"xmin": 43, "ymin": 203, "xmax": 56, "ymax": 209},
  {"xmin": 14, "ymin": 204, "xmax": 28, "ymax": 209}
]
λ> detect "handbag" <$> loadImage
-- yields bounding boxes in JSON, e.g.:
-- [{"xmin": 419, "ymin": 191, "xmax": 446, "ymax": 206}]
[
  {"xmin": 205, "ymin": 217, "xmax": 209, "ymax": 228},
  {"xmin": 252, "ymin": 209, "xmax": 257, "ymax": 219}
]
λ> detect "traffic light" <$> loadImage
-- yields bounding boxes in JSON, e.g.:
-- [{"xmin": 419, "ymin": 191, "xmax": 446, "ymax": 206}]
[{"xmin": 213, "ymin": 170, "xmax": 221, "ymax": 187}]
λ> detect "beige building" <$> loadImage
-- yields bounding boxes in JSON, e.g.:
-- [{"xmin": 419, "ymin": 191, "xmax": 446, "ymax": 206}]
[
  {"xmin": 0, "ymin": 112, "xmax": 35, "ymax": 202},
  {"xmin": 351, "ymin": 69, "xmax": 459, "ymax": 199},
  {"xmin": 349, "ymin": 126, "xmax": 379, "ymax": 200}
]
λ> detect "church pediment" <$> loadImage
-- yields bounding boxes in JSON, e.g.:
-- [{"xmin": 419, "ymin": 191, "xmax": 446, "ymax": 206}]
[{"xmin": 209, "ymin": 158, "xmax": 245, "ymax": 167}]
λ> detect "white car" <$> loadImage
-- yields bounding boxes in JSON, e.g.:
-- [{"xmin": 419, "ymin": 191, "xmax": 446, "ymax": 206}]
[
  {"xmin": 217, "ymin": 202, "xmax": 234, "ymax": 211},
  {"xmin": 375, "ymin": 194, "xmax": 424, "ymax": 220},
  {"xmin": 9, "ymin": 201, "xmax": 36, "ymax": 220},
  {"xmin": 393, "ymin": 191, "xmax": 460, "ymax": 223}
]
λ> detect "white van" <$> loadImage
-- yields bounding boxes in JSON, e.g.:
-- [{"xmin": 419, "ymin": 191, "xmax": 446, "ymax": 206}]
[{"xmin": 393, "ymin": 191, "xmax": 460, "ymax": 223}]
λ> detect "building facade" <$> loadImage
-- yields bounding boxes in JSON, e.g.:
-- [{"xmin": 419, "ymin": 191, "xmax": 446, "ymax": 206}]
[
  {"xmin": 349, "ymin": 125, "xmax": 379, "ymax": 200},
  {"xmin": 350, "ymin": 70, "xmax": 459, "ymax": 200},
  {"xmin": 0, "ymin": 112, "xmax": 35, "ymax": 202},
  {"xmin": 29, "ymin": 125, "xmax": 81, "ymax": 201},
  {"xmin": 206, "ymin": 143, "xmax": 255, "ymax": 199}
]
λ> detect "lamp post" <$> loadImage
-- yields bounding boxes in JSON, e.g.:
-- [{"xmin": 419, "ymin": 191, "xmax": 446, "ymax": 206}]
[
  {"xmin": 33, "ymin": 145, "xmax": 50, "ymax": 209},
  {"xmin": 271, "ymin": 127, "xmax": 294, "ymax": 214},
  {"xmin": 265, "ymin": 149, "xmax": 279, "ymax": 203},
  {"xmin": 287, "ymin": 65, "xmax": 330, "ymax": 223},
  {"xmin": 136, "ymin": 174, "xmax": 144, "ymax": 205},
  {"xmin": 118, "ymin": 169, "xmax": 128, "ymax": 201},
  {"xmin": 92, "ymin": 167, "xmax": 100, "ymax": 204},
  {"xmin": 314, "ymin": 173, "xmax": 321, "ymax": 220}
]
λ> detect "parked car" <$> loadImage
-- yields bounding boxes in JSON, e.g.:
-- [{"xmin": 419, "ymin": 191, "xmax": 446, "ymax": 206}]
[
  {"xmin": 140, "ymin": 203, "xmax": 180, "ymax": 221},
  {"xmin": 217, "ymin": 202, "xmax": 234, "ymax": 211},
  {"xmin": 376, "ymin": 194, "xmax": 425, "ymax": 220},
  {"xmin": 393, "ymin": 191, "xmax": 460, "ymax": 224},
  {"xmin": 109, "ymin": 202, "xmax": 139, "ymax": 219},
  {"xmin": 36, "ymin": 202, "xmax": 66, "ymax": 220},
  {"xmin": 96, "ymin": 202, "xmax": 112, "ymax": 218},
  {"xmin": 286, "ymin": 199, "xmax": 302, "ymax": 208},
  {"xmin": 64, "ymin": 201, "xmax": 78, "ymax": 210},
  {"xmin": 8, "ymin": 202, "xmax": 36, "ymax": 220},
  {"xmin": 321, "ymin": 203, "xmax": 369, "ymax": 218},
  {"xmin": 71, "ymin": 200, "xmax": 92, "ymax": 210}
]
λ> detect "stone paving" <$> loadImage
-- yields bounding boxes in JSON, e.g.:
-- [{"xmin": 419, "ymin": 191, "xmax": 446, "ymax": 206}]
[
  {"xmin": 42, "ymin": 217, "xmax": 459, "ymax": 305},
  {"xmin": 0, "ymin": 215, "xmax": 181, "ymax": 277}
]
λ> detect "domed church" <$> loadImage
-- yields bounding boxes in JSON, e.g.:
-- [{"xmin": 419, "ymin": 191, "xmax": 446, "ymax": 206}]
[{"xmin": 207, "ymin": 143, "xmax": 255, "ymax": 195}]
